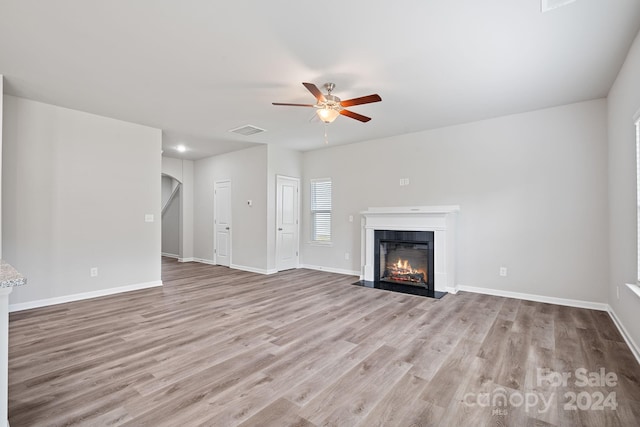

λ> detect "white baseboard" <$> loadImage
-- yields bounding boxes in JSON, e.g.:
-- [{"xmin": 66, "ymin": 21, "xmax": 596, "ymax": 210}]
[
  {"xmin": 192, "ymin": 259, "xmax": 275, "ymax": 274},
  {"xmin": 456, "ymin": 285, "xmax": 608, "ymax": 311},
  {"xmin": 300, "ymin": 264, "xmax": 360, "ymax": 277},
  {"xmin": 8, "ymin": 281, "xmax": 163, "ymax": 312},
  {"xmin": 607, "ymin": 306, "xmax": 640, "ymax": 365},
  {"xmin": 230, "ymin": 263, "xmax": 277, "ymax": 275},
  {"xmin": 161, "ymin": 252, "xmax": 179, "ymax": 259},
  {"xmin": 162, "ymin": 254, "xmax": 194, "ymax": 263}
]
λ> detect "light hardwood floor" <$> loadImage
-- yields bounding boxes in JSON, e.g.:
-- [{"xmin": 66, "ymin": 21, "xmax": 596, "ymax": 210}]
[{"xmin": 8, "ymin": 258, "xmax": 640, "ymax": 426}]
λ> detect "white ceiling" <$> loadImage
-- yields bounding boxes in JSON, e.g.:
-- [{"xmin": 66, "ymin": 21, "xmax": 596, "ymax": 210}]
[{"xmin": 1, "ymin": 1, "xmax": 639, "ymax": 159}]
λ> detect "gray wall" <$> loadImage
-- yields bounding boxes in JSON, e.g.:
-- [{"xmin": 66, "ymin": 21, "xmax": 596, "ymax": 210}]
[
  {"xmin": 0, "ymin": 76, "xmax": 3, "ymax": 259},
  {"xmin": 161, "ymin": 156, "xmax": 194, "ymax": 260},
  {"xmin": 161, "ymin": 174, "xmax": 177, "ymax": 207},
  {"xmin": 608, "ymin": 30, "xmax": 640, "ymax": 348},
  {"xmin": 161, "ymin": 175, "xmax": 181, "ymax": 257},
  {"xmin": 301, "ymin": 99, "xmax": 609, "ymax": 303},
  {"xmin": 193, "ymin": 145, "xmax": 268, "ymax": 270},
  {"xmin": 2, "ymin": 95, "xmax": 162, "ymax": 305}
]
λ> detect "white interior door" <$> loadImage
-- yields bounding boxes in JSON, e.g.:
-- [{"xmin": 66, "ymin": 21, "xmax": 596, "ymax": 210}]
[
  {"xmin": 276, "ymin": 175, "xmax": 300, "ymax": 271},
  {"xmin": 214, "ymin": 180, "xmax": 231, "ymax": 267}
]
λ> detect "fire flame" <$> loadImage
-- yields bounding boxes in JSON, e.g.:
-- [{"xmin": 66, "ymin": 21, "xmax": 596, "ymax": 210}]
[{"xmin": 384, "ymin": 258, "xmax": 426, "ymax": 283}]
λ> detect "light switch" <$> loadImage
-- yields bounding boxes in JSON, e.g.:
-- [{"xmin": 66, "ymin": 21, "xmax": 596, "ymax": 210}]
[{"xmin": 145, "ymin": 214, "xmax": 154, "ymax": 223}]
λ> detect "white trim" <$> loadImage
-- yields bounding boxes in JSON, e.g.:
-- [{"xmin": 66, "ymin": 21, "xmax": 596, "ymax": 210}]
[
  {"xmin": 446, "ymin": 286, "xmax": 459, "ymax": 294},
  {"xmin": 193, "ymin": 259, "xmax": 275, "ymax": 274},
  {"xmin": 456, "ymin": 285, "xmax": 608, "ymax": 311},
  {"xmin": 307, "ymin": 241, "xmax": 334, "ymax": 247},
  {"xmin": 607, "ymin": 306, "xmax": 640, "ymax": 365},
  {"xmin": 178, "ymin": 257, "xmax": 195, "ymax": 263},
  {"xmin": 300, "ymin": 264, "xmax": 360, "ymax": 277},
  {"xmin": 161, "ymin": 252, "xmax": 179, "ymax": 259},
  {"xmin": 626, "ymin": 283, "xmax": 640, "ymax": 299},
  {"xmin": 361, "ymin": 205, "xmax": 460, "ymax": 215},
  {"xmin": 8, "ymin": 281, "xmax": 163, "ymax": 312},
  {"xmin": 230, "ymin": 264, "xmax": 277, "ymax": 275}
]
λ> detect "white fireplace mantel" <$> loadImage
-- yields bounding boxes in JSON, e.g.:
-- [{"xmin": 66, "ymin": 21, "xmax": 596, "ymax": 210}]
[{"xmin": 360, "ymin": 206, "xmax": 459, "ymax": 293}]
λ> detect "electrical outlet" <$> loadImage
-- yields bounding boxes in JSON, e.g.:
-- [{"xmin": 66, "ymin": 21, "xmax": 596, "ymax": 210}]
[
  {"xmin": 90, "ymin": 267, "xmax": 98, "ymax": 277},
  {"xmin": 499, "ymin": 267, "xmax": 507, "ymax": 277},
  {"xmin": 345, "ymin": 252, "xmax": 350, "ymax": 260},
  {"xmin": 348, "ymin": 215, "xmax": 353, "ymax": 222}
]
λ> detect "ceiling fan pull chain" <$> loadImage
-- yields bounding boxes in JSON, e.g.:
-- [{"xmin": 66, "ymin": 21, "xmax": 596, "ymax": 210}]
[{"xmin": 324, "ymin": 123, "xmax": 329, "ymax": 144}]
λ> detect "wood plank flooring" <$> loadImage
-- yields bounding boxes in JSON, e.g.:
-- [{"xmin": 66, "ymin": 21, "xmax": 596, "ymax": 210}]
[{"xmin": 7, "ymin": 258, "xmax": 640, "ymax": 426}]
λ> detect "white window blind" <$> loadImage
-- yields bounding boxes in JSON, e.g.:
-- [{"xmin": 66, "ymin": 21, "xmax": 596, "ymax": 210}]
[{"xmin": 311, "ymin": 178, "xmax": 332, "ymax": 242}]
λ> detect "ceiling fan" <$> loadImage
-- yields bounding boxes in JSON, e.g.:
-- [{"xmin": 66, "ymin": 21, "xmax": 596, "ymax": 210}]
[{"xmin": 272, "ymin": 82, "xmax": 382, "ymax": 123}]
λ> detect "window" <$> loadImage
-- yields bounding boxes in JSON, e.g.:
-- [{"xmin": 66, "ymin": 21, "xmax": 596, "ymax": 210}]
[{"xmin": 311, "ymin": 178, "xmax": 332, "ymax": 242}]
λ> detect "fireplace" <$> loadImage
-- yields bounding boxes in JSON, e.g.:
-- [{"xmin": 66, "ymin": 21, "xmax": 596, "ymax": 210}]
[
  {"xmin": 375, "ymin": 230, "xmax": 434, "ymax": 290},
  {"xmin": 358, "ymin": 206, "xmax": 459, "ymax": 299}
]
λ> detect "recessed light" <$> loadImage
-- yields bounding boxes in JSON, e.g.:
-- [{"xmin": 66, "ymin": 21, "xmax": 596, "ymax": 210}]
[{"xmin": 176, "ymin": 145, "xmax": 186, "ymax": 153}]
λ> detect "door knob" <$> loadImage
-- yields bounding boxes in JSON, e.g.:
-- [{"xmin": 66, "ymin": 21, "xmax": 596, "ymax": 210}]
[
  {"xmin": 225, "ymin": 227, "xmax": 230, "ymax": 230},
  {"xmin": 278, "ymin": 228, "xmax": 283, "ymax": 231}
]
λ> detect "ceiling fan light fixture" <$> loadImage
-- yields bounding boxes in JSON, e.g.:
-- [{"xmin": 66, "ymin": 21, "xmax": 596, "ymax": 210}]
[{"xmin": 316, "ymin": 108, "xmax": 340, "ymax": 123}]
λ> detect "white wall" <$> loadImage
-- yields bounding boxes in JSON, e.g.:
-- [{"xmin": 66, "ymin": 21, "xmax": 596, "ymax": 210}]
[
  {"xmin": 2, "ymin": 95, "xmax": 162, "ymax": 306},
  {"xmin": 301, "ymin": 99, "xmax": 609, "ymax": 303},
  {"xmin": 266, "ymin": 145, "xmax": 302, "ymax": 272},
  {"xmin": 193, "ymin": 145, "xmax": 268, "ymax": 271},
  {"xmin": 607, "ymin": 30, "xmax": 640, "ymax": 350}
]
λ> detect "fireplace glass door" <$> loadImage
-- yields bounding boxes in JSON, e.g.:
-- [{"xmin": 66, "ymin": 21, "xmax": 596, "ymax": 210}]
[
  {"xmin": 379, "ymin": 242, "xmax": 429, "ymax": 286},
  {"xmin": 373, "ymin": 230, "xmax": 434, "ymax": 290}
]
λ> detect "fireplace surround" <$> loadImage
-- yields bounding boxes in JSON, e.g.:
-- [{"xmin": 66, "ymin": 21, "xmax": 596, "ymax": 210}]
[{"xmin": 359, "ymin": 206, "xmax": 459, "ymax": 297}]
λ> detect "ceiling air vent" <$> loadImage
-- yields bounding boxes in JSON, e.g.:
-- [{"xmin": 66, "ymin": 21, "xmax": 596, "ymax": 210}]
[
  {"xmin": 541, "ymin": 0, "xmax": 576, "ymax": 12},
  {"xmin": 228, "ymin": 124, "xmax": 266, "ymax": 136}
]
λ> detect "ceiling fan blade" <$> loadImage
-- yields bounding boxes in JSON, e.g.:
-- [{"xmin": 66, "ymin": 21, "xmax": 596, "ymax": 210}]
[
  {"xmin": 302, "ymin": 82, "xmax": 326, "ymax": 103},
  {"xmin": 340, "ymin": 109, "xmax": 371, "ymax": 122},
  {"xmin": 272, "ymin": 102, "xmax": 315, "ymax": 107},
  {"xmin": 340, "ymin": 94, "xmax": 382, "ymax": 107}
]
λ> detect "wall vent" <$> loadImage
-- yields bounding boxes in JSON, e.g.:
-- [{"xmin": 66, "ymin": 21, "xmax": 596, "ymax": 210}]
[
  {"xmin": 229, "ymin": 125, "xmax": 266, "ymax": 136},
  {"xmin": 541, "ymin": 0, "xmax": 576, "ymax": 12}
]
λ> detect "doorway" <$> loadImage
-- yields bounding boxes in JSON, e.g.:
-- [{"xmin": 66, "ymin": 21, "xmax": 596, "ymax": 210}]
[
  {"xmin": 214, "ymin": 180, "xmax": 231, "ymax": 267},
  {"xmin": 276, "ymin": 175, "xmax": 300, "ymax": 271}
]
